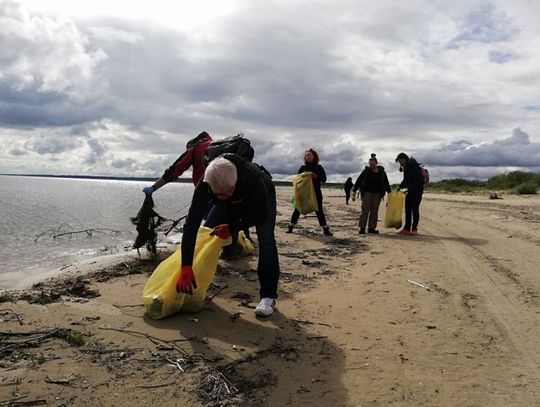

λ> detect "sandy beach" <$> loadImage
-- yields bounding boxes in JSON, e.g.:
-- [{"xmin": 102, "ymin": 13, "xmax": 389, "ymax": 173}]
[{"xmin": 1, "ymin": 187, "xmax": 539, "ymax": 406}]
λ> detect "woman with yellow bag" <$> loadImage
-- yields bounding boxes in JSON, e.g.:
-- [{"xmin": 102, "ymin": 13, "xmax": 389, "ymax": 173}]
[{"xmin": 286, "ymin": 148, "xmax": 333, "ymax": 236}]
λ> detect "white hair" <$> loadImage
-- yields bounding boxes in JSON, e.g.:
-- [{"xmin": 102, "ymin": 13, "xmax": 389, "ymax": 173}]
[{"xmin": 203, "ymin": 157, "xmax": 238, "ymax": 194}]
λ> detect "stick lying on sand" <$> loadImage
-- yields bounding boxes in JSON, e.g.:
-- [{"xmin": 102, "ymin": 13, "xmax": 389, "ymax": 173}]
[{"xmin": 407, "ymin": 279, "xmax": 430, "ymax": 290}]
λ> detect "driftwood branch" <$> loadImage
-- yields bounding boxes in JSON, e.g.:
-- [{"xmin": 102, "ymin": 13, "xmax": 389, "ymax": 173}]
[
  {"xmin": 34, "ymin": 226, "xmax": 119, "ymax": 242},
  {"xmin": 0, "ymin": 309, "xmax": 23, "ymax": 325},
  {"xmin": 112, "ymin": 304, "xmax": 144, "ymax": 309},
  {"xmin": 291, "ymin": 318, "xmax": 335, "ymax": 328},
  {"xmin": 98, "ymin": 327, "xmax": 193, "ymax": 359},
  {"xmin": 0, "ymin": 395, "xmax": 47, "ymax": 406},
  {"xmin": 45, "ymin": 375, "xmax": 78, "ymax": 387},
  {"xmin": 222, "ymin": 345, "xmax": 297, "ymax": 371},
  {"xmin": 162, "ymin": 215, "xmax": 187, "ymax": 236},
  {"xmin": 98, "ymin": 326, "xmax": 218, "ymax": 363},
  {"xmin": 135, "ymin": 382, "xmax": 176, "ymax": 389},
  {"xmin": 206, "ymin": 283, "xmax": 229, "ymax": 301}
]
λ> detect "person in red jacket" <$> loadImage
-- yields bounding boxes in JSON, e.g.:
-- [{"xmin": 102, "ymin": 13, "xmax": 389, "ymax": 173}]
[{"xmin": 142, "ymin": 131, "xmax": 213, "ymax": 194}]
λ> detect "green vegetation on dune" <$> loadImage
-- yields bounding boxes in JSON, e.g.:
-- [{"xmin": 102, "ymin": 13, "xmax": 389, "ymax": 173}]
[
  {"xmin": 426, "ymin": 171, "xmax": 540, "ymax": 195},
  {"xmin": 427, "ymin": 178, "xmax": 486, "ymax": 193}
]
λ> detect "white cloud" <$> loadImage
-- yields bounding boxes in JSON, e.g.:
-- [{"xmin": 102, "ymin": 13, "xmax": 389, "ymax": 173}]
[{"xmin": 0, "ymin": 0, "xmax": 107, "ymax": 96}]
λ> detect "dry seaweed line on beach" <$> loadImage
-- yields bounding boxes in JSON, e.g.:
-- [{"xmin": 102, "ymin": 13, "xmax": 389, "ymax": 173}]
[{"xmin": 0, "ymin": 327, "xmax": 87, "ymax": 355}]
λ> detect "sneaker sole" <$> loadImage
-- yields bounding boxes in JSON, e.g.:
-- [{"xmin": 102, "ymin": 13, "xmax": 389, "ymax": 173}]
[{"xmin": 254, "ymin": 303, "xmax": 276, "ymax": 317}]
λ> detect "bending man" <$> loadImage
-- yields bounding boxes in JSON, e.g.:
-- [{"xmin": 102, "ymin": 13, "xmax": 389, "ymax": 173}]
[{"xmin": 176, "ymin": 154, "xmax": 280, "ymax": 317}]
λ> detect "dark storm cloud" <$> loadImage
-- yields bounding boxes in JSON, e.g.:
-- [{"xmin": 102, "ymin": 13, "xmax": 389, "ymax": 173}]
[
  {"xmin": 111, "ymin": 158, "xmax": 136, "ymax": 169},
  {"xmin": 419, "ymin": 128, "xmax": 540, "ymax": 167},
  {"xmin": 8, "ymin": 147, "xmax": 26, "ymax": 156},
  {"xmin": 87, "ymin": 138, "xmax": 107, "ymax": 156},
  {"xmin": 83, "ymin": 138, "xmax": 108, "ymax": 165},
  {"xmin": 24, "ymin": 135, "xmax": 81, "ymax": 155},
  {"xmin": 448, "ymin": 4, "xmax": 517, "ymax": 48}
]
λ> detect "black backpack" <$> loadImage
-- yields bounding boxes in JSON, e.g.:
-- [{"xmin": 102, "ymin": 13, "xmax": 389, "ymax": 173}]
[{"xmin": 203, "ymin": 134, "xmax": 255, "ymax": 166}]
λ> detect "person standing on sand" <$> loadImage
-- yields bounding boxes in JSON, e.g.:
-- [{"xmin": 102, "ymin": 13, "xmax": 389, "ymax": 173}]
[
  {"xmin": 287, "ymin": 148, "xmax": 333, "ymax": 236},
  {"xmin": 177, "ymin": 154, "xmax": 280, "ymax": 317},
  {"xmin": 352, "ymin": 154, "xmax": 391, "ymax": 234},
  {"xmin": 395, "ymin": 152, "xmax": 424, "ymax": 235},
  {"xmin": 344, "ymin": 177, "xmax": 353, "ymax": 205}
]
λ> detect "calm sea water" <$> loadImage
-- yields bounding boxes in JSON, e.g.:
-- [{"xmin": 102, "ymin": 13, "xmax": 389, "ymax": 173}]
[{"xmin": 0, "ymin": 175, "xmax": 194, "ymax": 288}]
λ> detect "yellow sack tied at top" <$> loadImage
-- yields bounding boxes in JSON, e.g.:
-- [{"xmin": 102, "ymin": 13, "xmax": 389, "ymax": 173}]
[
  {"xmin": 292, "ymin": 172, "xmax": 318, "ymax": 215},
  {"xmin": 384, "ymin": 190, "xmax": 406, "ymax": 229},
  {"xmin": 235, "ymin": 230, "xmax": 254, "ymax": 257},
  {"xmin": 142, "ymin": 226, "xmax": 232, "ymax": 319}
]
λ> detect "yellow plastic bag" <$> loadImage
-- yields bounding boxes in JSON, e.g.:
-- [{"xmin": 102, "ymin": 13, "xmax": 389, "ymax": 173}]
[
  {"xmin": 235, "ymin": 231, "xmax": 254, "ymax": 257},
  {"xmin": 384, "ymin": 191, "xmax": 405, "ymax": 229},
  {"xmin": 292, "ymin": 172, "xmax": 318, "ymax": 214},
  {"xmin": 142, "ymin": 226, "xmax": 231, "ymax": 319}
]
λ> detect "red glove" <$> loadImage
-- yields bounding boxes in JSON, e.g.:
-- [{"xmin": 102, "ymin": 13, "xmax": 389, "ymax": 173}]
[
  {"xmin": 310, "ymin": 172, "xmax": 318, "ymax": 180},
  {"xmin": 176, "ymin": 266, "xmax": 197, "ymax": 294},
  {"xmin": 210, "ymin": 224, "xmax": 231, "ymax": 239}
]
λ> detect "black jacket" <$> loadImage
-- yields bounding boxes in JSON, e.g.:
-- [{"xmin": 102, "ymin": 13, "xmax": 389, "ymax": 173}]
[
  {"xmin": 344, "ymin": 179, "xmax": 353, "ymax": 193},
  {"xmin": 181, "ymin": 154, "xmax": 274, "ymax": 266},
  {"xmin": 353, "ymin": 166, "xmax": 391, "ymax": 196},
  {"xmin": 399, "ymin": 157, "xmax": 424, "ymax": 193}
]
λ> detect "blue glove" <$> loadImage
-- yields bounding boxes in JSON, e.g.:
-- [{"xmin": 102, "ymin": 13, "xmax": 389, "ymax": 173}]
[{"xmin": 143, "ymin": 186, "xmax": 155, "ymax": 195}]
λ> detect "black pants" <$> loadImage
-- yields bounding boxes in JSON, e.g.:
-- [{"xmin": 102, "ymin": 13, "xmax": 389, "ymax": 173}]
[
  {"xmin": 290, "ymin": 190, "xmax": 327, "ymax": 226},
  {"xmin": 345, "ymin": 191, "xmax": 351, "ymax": 205},
  {"xmin": 205, "ymin": 181, "xmax": 280, "ymax": 299},
  {"xmin": 404, "ymin": 190, "xmax": 423, "ymax": 230}
]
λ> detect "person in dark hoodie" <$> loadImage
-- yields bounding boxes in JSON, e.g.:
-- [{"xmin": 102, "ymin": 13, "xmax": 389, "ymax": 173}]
[
  {"xmin": 287, "ymin": 148, "xmax": 333, "ymax": 236},
  {"xmin": 344, "ymin": 177, "xmax": 353, "ymax": 205},
  {"xmin": 176, "ymin": 154, "xmax": 280, "ymax": 317},
  {"xmin": 352, "ymin": 154, "xmax": 391, "ymax": 234},
  {"xmin": 395, "ymin": 152, "xmax": 424, "ymax": 235}
]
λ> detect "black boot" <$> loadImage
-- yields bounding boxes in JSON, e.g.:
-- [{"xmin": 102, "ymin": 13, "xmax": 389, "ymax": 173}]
[
  {"xmin": 286, "ymin": 224, "xmax": 294, "ymax": 233},
  {"xmin": 323, "ymin": 227, "xmax": 333, "ymax": 236},
  {"xmin": 359, "ymin": 228, "xmax": 366, "ymax": 234},
  {"xmin": 368, "ymin": 228, "xmax": 379, "ymax": 234}
]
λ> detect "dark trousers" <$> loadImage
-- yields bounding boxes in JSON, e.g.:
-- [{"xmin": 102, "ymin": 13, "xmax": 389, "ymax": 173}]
[
  {"xmin": 404, "ymin": 190, "xmax": 423, "ymax": 230},
  {"xmin": 345, "ymin": 191, "xmax": 351, "ymax": 205},
  {"xmin": 205, "ymin": 186, "xmax": 280, "ymax": 299},
  {"xmin": 359, "ymin": 192, "xmax": 382, "ymax": 229},
  {"xmin": 290, "ymin": 190, "xmax": 328, "ymax": 226}
]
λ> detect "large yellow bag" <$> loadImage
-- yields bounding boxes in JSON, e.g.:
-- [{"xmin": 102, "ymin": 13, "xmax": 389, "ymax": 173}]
[
  {"xmin": 384, "ymin": 191, "xmax": 406, "ymax": 229},
  {"xmin": 292, "ymin": 172, "xmax": 318, "ymax": 214},
  {"xmin": 142, "ymin": 227, "xmax": 231, "ymax": 319}
]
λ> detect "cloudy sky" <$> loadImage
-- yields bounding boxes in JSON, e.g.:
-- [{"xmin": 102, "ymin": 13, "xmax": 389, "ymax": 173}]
[{"xmin": 1, "ymin": 0, "xmax": 539, "ymax": 183}]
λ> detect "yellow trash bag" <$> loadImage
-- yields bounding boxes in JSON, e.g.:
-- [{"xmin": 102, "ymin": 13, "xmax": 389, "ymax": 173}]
[
  {"xmin": 142, "ymin": 226, "xmax": 232, "ymax": 319},
  {"xmin": 292, "ymin": 172, "xmax": 318, "ymax": 214},
  {"xmin": 384, "ymin": 191, "xmax": 406, "ymax": 229},
  {"xmin": 235, "ymin": 231, "xmax": 254, "ymax": 257}
]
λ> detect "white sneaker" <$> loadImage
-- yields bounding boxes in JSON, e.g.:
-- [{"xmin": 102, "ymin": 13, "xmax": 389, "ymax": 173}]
[{"xmin": 254, "ymin": 298, "xmax": 276, "ymax": 317}]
